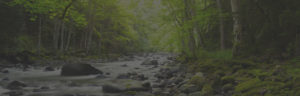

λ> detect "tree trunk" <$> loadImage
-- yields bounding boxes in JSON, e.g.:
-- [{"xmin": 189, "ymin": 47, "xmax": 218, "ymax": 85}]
[
  {"xmin": 86, "ymin": 0, "xmax": 96, "ymax": 54},
  {"xmin": 53, "ymin": 19, "xmax": 61, "ymax": 50},
  {"xmin": 38, "ymin": 15, "xmax": 42, "ymax": 56},
  {"xmin": 184, "ymin": 0, "xmax": 196, "ymax": 58},
  {"xmin": 60, "ymin": 21, "xmax": 65, "ymax": 52},
  {"xmin": 65, "ymin": 27, "xmax": 72, "ymax": 51},
  {"xmin": 217, "ymin": 0, "xmax": 225, "ymax": 50},
  {"xmin": 231, "ymin": 0, "xmax": 243, "ymax": 57}
]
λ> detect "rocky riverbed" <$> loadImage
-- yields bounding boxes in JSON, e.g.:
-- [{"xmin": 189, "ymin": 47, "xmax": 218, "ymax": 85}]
[{"xmin": 0, "ymin": 53, "xmax": 206, "ymax": 96}]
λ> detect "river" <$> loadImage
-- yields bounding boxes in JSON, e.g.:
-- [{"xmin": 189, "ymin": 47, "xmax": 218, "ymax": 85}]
[{"xmin": 0, "ymin": 53, "xmax": 177, "ymax": 96}]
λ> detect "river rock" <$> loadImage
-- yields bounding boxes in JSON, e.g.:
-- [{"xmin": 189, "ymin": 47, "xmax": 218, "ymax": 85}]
[
  {"xmin": 135, "ymin": 74, "xmax": 148, "ymax": 81},
  {"xmin": 117, "ymin": 73, "xmax": 130, "ymax": 79},
  {"xmin": 128, "ymin": 72, "xmax": 138, "ymax": 76},
  {"xmin": 126, "ymin": 87, "xmax": 151, "ymax": 92},
  {"xmin": 174, "ymin": 77, "xmax": 184, "ymax": 84},
  {"xmin": 2, "ymin": 70, "xmax": 9, "ymax": 73},
  {"xmin": 2, "ymin": 77, "xmax": 9, "ymax": 81},
  {"xmin": 121, "ymin": 64, "xmax": 128, "ymax": 67},
  {"xmin": 141, "ymin": 59, "xmax": 158, "ymax": 66},
  {"xmin": 68, "ymin": 82, "xmax": 80, "ymax": 87},
  {"xmin": 40, "ymin": 86, "xmax": 50, "ymax": 90},
  {"xmin": 105, "ymin": 72, "xmax": 110, "ymax": 75},
  {"xmin": 167, "ymin": 56, "xmax": 175, "ymax": 61},
  {"xmin": 6, "ymin": 81, "xmax": 27, "ymax": 90},
  {"xmin": 125, "ymin": 82, "xmax": 152, "ymax": 92},
  {"xmin": 157, "ymin": 80, "xmax": 169, "ymax": 88},
  {"xmin": 134, "ymin": 67, "xmax": 140, "ymax": 69},
  {"xmin": 61, "ymin": 63, "xmax": 102, "ymax": 76},
  {"xmin": 142, "ymin": 82, "xmax": 151, "ymax": 88},
  {"xmin": 102, "ymin": 84, "xmax": 124, "ymax": 93},
  {"xmin": 44, "ymin": 66, "xmax": 55, "ymax": 71},
  {"xmin": 4, "ymin": 91, "xmax": 23, "ymax": 96},
  {"xmin": 179, "ymin": 84, "xmax": 199, "ymax": 94},
  {"xmin": 95, "ymin": 74, "xmax": 107, "ymax": 79},
  {"xmin": 61, "ymin": 94, "xmax": 75, "ymax": 96},
  {"xmin": 188, "ymin": 91, "xmax": 202, "ymax": 96}
]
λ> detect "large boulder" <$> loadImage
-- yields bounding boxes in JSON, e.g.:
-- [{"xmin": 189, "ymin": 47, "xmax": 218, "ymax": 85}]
[
  {"xmin": 6, "ymin": 81, "xmax": 27, "ymax": 90},
  {"xmin": 61, "ymin": 63, "xmax": 102, "ymax": 76}
]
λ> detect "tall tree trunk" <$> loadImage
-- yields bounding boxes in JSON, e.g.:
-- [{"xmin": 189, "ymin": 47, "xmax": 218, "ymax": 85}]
[
  {"xmin": 184, "ymin": 0, "xmax": 196, "ymax": 58},
  {"xmin": 197, "ymin": 28, "xmax": 204, "ymax": 48},
  {"xmin": 57, "ymin": 0, "xmax": 74, "ymax": 53},
  {"xmin": 231, "ymin": 0, "xmax": 243, "ymax": 57},
  {"xmin": 84, "ymin": 29, "xmax": 88, "ymax": 49},
  {"xmin": 86, "ymin": 0, "xmax": 96, "ymax": 54},
  {"xmin": 53, "ymin": 20, "xmax": 58, "ymax": 50},
  {"xmin": 65, "ymin": 27, "xmax": 72, "ymax": 51},
  {"xmin": 38, "ymin": 15, "xmax": 42, "ymax": 56},
  {"xmin": 60, "ymin": 22, "xmax": 65, "ymax": 52},
  {"xmin": 217, "ymin": 0, "xmax": 225, "ymax": 50}
]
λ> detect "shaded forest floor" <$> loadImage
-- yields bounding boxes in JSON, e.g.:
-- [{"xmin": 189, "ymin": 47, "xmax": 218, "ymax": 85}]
[{"xmin": 178, "ymin": 56, "xmax": 300, "ymax": 96}]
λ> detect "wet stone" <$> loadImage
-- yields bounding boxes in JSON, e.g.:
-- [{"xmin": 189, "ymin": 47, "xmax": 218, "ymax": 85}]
[
  {"xmin": 121, "ymin": 64, "xmax": 128, "ymax": 67},
  {"xmin": 117, "ymin": 73, "xmax": 130, "ymax": 79},
  {"xmin": 2, "ymin": 70, "xmax": 9, "ymax": 73},
  {"xmin": 95, "ymin": 74, "xmax": 107, "ymax": 79},
  {"xmin": 6, "ymin": 81, "xmax": 27, "ymax": 90},
  {"xmin": 61, "ymin": 94, "xmax": 75, "ymax": 96},
  {"xmin": 40, "ymin": 86, "xmax": 50, "ymax": 90},
  {"xmin": 68, "ymin": 82, "xmax": 81, "ymax": 87},
  {"xmin": 142, "ymin": 82, "xmax": 151, "ymax": 88},
  {"xmin": 2, "ymin": 77, "xmax": 9, "ymax": 81},
  {"xmin": 4, "ymin": 91, "xmax": 23, "ymax": 96},
  {"xmin": 44, "ymin": 66, "xmax": 55, "ymax": 71},
  {"xmin": 102, "ymin": 84, "xmax": 124, "ymax": 93},
  {"xmin": 134, "ymin": 67, "xmax": 140, "ymax": 69}
]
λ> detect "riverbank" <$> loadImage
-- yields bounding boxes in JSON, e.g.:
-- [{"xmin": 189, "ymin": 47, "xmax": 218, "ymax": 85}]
[{"xmin": 174, "ymin": 57, "xmax": 300, "ymax": 96}]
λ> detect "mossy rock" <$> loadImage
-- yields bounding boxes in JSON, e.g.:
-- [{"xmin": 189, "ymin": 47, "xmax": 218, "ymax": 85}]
[
  {"xmin": 189, "ymin": 75, "xmax": 205, "ymax": 88},
  {"xmin": 200, "ymin": 83, "xmax": 213, "ymax": 96},
  {"xmin": 221, "ymin": 75, "xmax": 235, "ymax": 85},
  {"xmin": 226, "ymin": 59, "xmax": 257, "ymax": 68},
  {"xmin": 235, "ymin": 78, "xmax": 261, "ymax": 93},
  {"xmin": 125, "ymin": 91, "xmax": 137, "ymax": 95},
  {"xmin": 294, "ymin": 89, "xmax": 300, "ymax": 96},
  {"xmin": 234, "ymin": 77, "xmax": 286, "ymax": 96},
  {"xmin": 222, "ymin": 83, "xmax": 234, "ymax": 92}
]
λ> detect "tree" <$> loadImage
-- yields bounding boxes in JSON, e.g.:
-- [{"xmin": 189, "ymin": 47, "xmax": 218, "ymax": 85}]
[
  {"xmin": 231, "ymin": 0, "xmax": 243, "ymax": 57},
  {"xmin": 217, "ymin": 0, "xmax": 225, "ymax": 50}
]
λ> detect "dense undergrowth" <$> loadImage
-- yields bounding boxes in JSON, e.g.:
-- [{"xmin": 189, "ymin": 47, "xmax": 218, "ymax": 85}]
[
  {"xmin": 179, "ymin": 51, "xmax": 300, "ymax": 96},
  {"xmin": 0, "ymin": 50, "xmax": 128, "ymax": 66}
]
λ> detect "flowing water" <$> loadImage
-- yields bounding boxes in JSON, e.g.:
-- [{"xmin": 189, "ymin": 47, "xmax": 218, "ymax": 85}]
[{"xmin": 0, "ymin": 54, "xmax": 173, "ymax": 96}]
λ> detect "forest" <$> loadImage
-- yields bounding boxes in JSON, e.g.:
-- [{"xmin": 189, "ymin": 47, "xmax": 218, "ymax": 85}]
[{"xmin": 0, "ymin": 0, "xmax": 300, "ymax": 96}]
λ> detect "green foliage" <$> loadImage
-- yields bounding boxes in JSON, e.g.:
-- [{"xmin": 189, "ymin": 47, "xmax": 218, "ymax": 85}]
[
  {"xmin": 189, "ymin": 75, "xmax": 205, "ymax": 88},
  {"xmin": 201, "ymin": 83, "xmax": 214, "ymax": 96},
  {"xmin": 14, "ymin": 35, "xmax": 35, "ymax": 52},
  {"xmin": 195, "ymin": 50, "xmax": 233, "ymax": 60},
  {"xmin": 1, "ymin": 0, "xmax": 142, "ymax": 57},
  {"xmin": 125, "ymin": 91, "xmax": 137, "ymax": 95}
]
